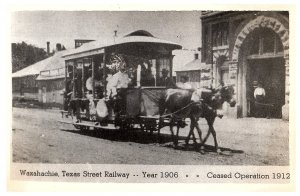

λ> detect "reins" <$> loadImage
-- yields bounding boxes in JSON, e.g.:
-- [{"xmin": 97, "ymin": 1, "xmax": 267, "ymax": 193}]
[
  {"xmin": 159, "ymin": 99, "xmax": 218, "ymax": 118},
  {"xmin": 160, "ymin": 101, "xmax": 198, "ymax": 118}
]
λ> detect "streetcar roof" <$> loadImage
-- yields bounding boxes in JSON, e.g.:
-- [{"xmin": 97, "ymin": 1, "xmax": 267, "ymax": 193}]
[{"xmin": 62, "ymin": 30, "xmax": 182, "ymax": 60}]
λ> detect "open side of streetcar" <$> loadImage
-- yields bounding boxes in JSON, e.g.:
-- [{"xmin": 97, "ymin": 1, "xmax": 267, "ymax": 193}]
[{"xmin": 59, "ymin": 30, "xmax": 182, "ymax": 133}]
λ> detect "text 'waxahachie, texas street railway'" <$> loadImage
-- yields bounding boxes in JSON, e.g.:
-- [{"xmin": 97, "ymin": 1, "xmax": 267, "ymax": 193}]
[{"xmin": 19, "ymin": 170, "xmax": 131, "ymax": 179}]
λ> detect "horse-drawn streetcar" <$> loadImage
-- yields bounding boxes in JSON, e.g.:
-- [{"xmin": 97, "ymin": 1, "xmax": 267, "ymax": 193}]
[{"xmin": 60, "ymin": 30, "xmax": 182, "ymax": 133}]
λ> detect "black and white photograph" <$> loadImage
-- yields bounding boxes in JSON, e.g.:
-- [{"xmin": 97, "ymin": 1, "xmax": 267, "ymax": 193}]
[{"xmin": 8, "ymin": 7, "xmax": 295, "ymax": 189}]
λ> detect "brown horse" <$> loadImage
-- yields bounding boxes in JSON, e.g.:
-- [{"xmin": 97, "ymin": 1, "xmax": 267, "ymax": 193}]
[{"xmin": 163, "ymin": 85, "xmax": 236, "ymax": 152}]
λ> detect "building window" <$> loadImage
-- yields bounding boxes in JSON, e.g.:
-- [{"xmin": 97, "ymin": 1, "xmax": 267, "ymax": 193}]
[
  {"xmin": 220, "ymin": 69, "xmax": 230, "ymax": 85},
  {"xmin": 157, "ymin": 58, "xmax": 171, "ymax": 77},
  {"xmin": 202, "ymin": 26, "xmax": 208, "ymax": 61},
  {"xmin": 263, "ymin": 33, "xmax": 275, "ymax": 53},
  {"xmin": 249, "ymin": 28, "xmax": 283, "ymax": 56},
  {"xmin": 212, "ymin": 22, "xmax": 229, "ymax": 47}
]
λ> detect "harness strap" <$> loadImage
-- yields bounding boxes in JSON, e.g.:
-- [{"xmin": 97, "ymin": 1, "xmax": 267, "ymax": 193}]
[
  {"xmin": 160, "ymin": 101, "xmax": 199, "ymax": 118},
  {"xmin": 255, "ymin": 101, "xmax": 274, "ymax": 107},
  {"xmin": 160, "ymin": 100, "xmax": 217, "ymax": 119}
]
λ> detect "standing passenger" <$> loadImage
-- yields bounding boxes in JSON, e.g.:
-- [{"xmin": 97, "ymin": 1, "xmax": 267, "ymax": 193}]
[
  {"xmin": 105, "ymin": 54, "xmax": 132, "ymax": 117},
  {"xmin": 106, "ymin": 54, "xmax": 131, "ymax": 100}
]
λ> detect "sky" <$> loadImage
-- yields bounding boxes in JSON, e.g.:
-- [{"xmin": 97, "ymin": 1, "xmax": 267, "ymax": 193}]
[{"xmin": 11, "ymin": 11, "xmax": 202, "ymax": 51}]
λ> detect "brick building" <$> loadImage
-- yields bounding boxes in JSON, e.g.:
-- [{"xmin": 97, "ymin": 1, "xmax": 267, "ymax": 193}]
[{"xmin": 200, "ymin": 11, "xmax": 289, "ymax": 119}]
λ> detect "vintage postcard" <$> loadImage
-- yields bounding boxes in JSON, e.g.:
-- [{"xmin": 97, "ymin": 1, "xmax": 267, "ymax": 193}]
[{"xmin": 7, "ymin": 3, "xmax": 296, "ymax": 192}]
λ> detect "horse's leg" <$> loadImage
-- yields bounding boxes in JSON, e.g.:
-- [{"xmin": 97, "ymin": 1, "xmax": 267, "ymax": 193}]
[
  {"xmin": 194, "ymin": 118, "xmax": 203, "ymax": 143},
  {"xmin": 157, "ymin": 117, "xmax": 163, "ymax": 142},
  {"xmin": 201, "ymin": 116, "xmax": 214, "ymax": 147},
  {"xmin": 208, "ymin": 121, "xmax": 219, "ymax": 152},
  {"xmin": 185, "ymin": 117, "xmax": 194, "ymax": 145},
  {"xmin": 190, "ymin": 117, "xmax": 198, "ymax": 145},
  {"xmin": 201, "ymin": 120, "xmax": 211, "ymax": 145},
  {"xmin": 169, "ymin": 119, "xmax": 177, "ymax": 147},
  {"xmin": 175, "ymin": 123, "xmax": 180, "ymax": 146},
  {"xmin": 204, "ymin": 117, "xmax": 219, "ymax": 152}
]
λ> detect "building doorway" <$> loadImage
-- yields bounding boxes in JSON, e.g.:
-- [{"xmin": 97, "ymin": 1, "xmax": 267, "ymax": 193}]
[
  {"xmin": 246, "ymin": 58, "xmax": 285, "ymax": 118},
  {"xmin": 238, "ymin": 27, "xmax": 286, "ymax": 118}
]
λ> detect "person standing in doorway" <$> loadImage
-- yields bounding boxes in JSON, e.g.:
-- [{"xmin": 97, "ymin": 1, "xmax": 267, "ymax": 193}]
[{"xmin": 254, "ymin": 82, "xmax": 266, "ymax": 118}]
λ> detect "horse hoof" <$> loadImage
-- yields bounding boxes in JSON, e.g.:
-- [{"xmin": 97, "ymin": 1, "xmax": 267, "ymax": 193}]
[
  {"xmin": 173, "ymin": 143, "xmax": 178, "ymax": 148},
  {"xmin": 217, "ymin": 114, "xmax": 223, "ymax": 119},
  {"xmin": 198, "ymin": 146, "xmax": 205, "ymax": 154},
  {"xmin": 199, "ymin": 150, "xmax": 205, "ymax": 154}
]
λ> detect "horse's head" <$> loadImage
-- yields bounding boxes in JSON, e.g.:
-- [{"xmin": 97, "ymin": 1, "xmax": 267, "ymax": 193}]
[{"xmin": 218, "ymin": 85, "xmax": 236, "ymax": 107}]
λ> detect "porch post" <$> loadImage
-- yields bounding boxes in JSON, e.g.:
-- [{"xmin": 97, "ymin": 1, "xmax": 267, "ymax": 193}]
[
  {"xmin": 103, "ymin": 51, "xmax": 106, "ymax": 98},
  {"xmin": 92, "ymin": 57, "xmax": 95, "ymax": 98},
  {"xmin": 64, "ymin": 61, "xmax": 68, "ymax": 110},
  {"xmin": 82, "ymin": 59, "xmax": 85, "ymax": 97},
  {"xmin": 282, "ymin": 58, "xmax": 289, "ymax": 120},
  {"xmin": 228, "ymin": 61, "xmax": 239, "ymax": 118},
  {"xmin": 73, "ymin": 61, "xmax": 76, "ymax": 98}
]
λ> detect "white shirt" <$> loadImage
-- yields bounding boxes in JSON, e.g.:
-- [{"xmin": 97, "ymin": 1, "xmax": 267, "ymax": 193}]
[
  {"xmin": 106, "ymin": 71, "xmax": 130, "ymax": 97},
  {"xmin": 86, "ymin": 77, "xmax": 93, "ymax": 91},
  {"xmin": 86, "ymin": 77, "xmax": 102, "ymax": 91},
  {"xmin": 254, "ymin": 87, "xmax": 266, "ymax": 98}
]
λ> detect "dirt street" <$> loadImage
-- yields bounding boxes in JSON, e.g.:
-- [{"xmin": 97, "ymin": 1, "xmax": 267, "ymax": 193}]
[{"xmin": 12, "ymin": 107, "xmax": 289, "ymax": 165}]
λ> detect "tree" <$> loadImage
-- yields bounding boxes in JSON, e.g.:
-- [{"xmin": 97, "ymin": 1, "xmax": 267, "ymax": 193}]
[{"xmin": 12, "ymin": 42, "xmax": 48, "ymax": 73}]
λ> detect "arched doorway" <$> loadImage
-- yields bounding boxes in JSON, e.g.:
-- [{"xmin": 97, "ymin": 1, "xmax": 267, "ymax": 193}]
[
  {"xmin": 240, "ymin": 27, "xmax": 285, "ymax": 118},
  {"xmin": 231, "ymin": 15, "xmax": 289, "ymax": 119}
]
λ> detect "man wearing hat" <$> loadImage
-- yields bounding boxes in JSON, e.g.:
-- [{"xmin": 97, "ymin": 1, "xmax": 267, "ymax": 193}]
[
  {"xmin": 106, "ymin": 54, "xmax": 131, "ymax": 99},
  {"xmin": 105, "ymin": 54, "xmax": 132, "ymax": 118},
  {"xmin": 157, "ymin": 68, "xmax": 175, "ymax": 87}
]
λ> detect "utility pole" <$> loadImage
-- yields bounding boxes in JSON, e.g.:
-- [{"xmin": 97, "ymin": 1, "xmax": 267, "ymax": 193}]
[{"xmin": 113, "ymin": 30, "xmax": 117, "ymax": 43}]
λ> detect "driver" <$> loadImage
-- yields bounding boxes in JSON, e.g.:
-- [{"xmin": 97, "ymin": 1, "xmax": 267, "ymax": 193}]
[
  {"xmin": 106, "ymin": 54, "xmax": 131, "ymax": 100},
  {"xmin": 105, "ymin": 54, "xmax": 132, "ymax": 117}
]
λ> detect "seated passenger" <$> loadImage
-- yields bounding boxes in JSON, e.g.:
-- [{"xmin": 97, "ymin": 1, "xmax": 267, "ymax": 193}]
[
  {"xmin": 157, "ymin": 68, "xmax": 176, "ymax": 88},
  {"xmin": 85, "ymin": 70, "xmax": 103, "ymax": 97},
  {"xmin": 141, "ymin": 68, "xmax": 155, "ymax": 86}
]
